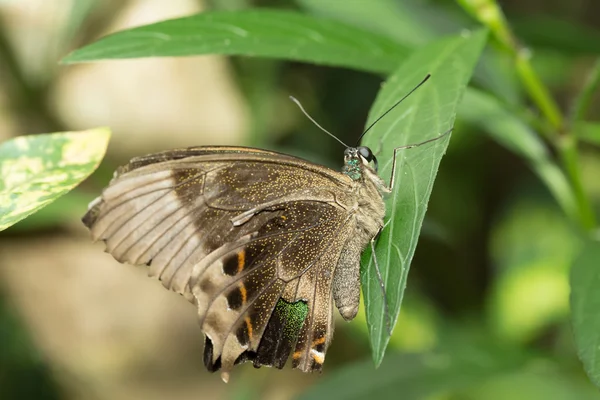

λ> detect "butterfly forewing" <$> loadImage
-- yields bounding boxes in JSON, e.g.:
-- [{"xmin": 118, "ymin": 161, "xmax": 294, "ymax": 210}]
[{"xmin": 83, "ymin": 146, "xmax": 379, "ymax": 381}]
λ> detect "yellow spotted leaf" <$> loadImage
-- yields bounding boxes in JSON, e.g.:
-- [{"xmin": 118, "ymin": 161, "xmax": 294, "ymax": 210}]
[{"xmin": 0, "ymin": 128, "xmax": 111, "ymax": 231}]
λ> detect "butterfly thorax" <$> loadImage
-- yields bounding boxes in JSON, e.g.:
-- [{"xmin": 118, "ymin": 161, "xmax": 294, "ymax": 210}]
[
  {"xmin": 341, "ymin": 148, "xmax": 363, "ymax": 181},
  {"xmin": 341, "ymin": 147, "xmax": 387, "ymax": 237},
  {"xmin": 355, "ymin": 166, "xmax": 387, "ymax": 238},
  {"xmin": 342, "ymin": 157, "xmax": 362, "ymax": 181}
]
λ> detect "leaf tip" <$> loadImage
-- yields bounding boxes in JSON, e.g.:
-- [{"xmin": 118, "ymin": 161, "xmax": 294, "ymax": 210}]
[{"xmin": 60, "ymin": 51, "xmax": 79, "ymax": 65}]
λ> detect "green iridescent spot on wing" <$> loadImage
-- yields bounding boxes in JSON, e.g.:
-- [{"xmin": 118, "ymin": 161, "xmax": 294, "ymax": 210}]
[
  {"xmin": 253, "ymin": 297, "xmax": 309, "ymax": 369},
  {"xmin": 277, "ymin": 298, "xmax": 309, "ymax": 340}
]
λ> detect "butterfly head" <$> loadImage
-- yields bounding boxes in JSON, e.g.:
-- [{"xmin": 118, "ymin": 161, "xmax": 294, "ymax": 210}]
[{"xmin": 343, "ymin": 146, "xmax": 378, "ymax": 180}]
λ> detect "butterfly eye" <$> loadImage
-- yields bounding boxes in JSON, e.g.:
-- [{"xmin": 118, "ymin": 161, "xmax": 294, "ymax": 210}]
[
  {"xmin": 357, "ymin": 146, "xmax": 373, "ymax": 161},
  {"xmin": 358, "ymin": 146, "xmax": 378, "ymax": 171}
]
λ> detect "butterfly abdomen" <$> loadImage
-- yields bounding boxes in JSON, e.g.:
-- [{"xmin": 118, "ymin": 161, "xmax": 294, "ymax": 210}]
[
  {"xmin": 333, "ymin": 231, "xmax": 363, "ymax": 321},
  {"xmin": 330, "ymin": 165, "xmax": 385, "ymax": 317}
]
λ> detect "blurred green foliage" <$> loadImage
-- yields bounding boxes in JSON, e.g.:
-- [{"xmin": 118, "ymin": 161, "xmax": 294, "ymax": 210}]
[
  {"xmin": 2, "ymin": 0, "xmax": 600, "ymax": 399},
  {"xmin": 0, "ymin": 297, "xmax": 61, "ymax": 400}
]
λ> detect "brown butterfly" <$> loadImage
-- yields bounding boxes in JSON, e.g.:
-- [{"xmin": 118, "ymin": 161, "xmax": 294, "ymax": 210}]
[{"xmin": 82, "ymin": 75, "xmax": 446, "ymax": 382}]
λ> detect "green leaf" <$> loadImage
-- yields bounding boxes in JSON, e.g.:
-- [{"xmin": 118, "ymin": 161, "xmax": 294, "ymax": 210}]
[
  {"xmin": 298, "ymin": 338, "xmax": 525, "ymax": 400},
  {"xmin": 61, "ymin": 10, "xmax": 408, "ymax": 75},
  {"xmin": 570, "ymin": 240, "xmax": 600, "ymax": 388},
  {"xmin": 360, "ymin": 29, "xmax": 488, "ymax": 366},
  {"xmin": 0, "ymin": 128, "xmax": 110, "ymax": 231},
  {"xmin": 459, "ymin": 89, "xmax": 579, "ymax": 224},
  {"xmin": 576, "ymin": 122, "xmax": 600, "ymax": 146},
  {"xmin": 8, "ymin": 189, "xmax": 96, "ymax": 232}
]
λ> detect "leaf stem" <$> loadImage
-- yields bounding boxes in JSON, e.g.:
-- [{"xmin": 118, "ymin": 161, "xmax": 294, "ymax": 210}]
[
  {"xmin": 514, "ymin": 49, "xmax": 564, "ymax": 134},
  {"xmin": 558, "ymin": 135, "xmax": 596, "ymax": 230},
  {"xmin": 570, "ymin": 58, "xmax": 600, "ymax": 124},
  {"xmin": 456, "ymin": 0, "xmax": 596, "ymax": 231},
  {"xmin": 457, "ymin": 0, "xmax": 564, "ymax": 133},
  {"xmin": 564, "ymin": 60, "xmax": 600, "ymax": 230}
]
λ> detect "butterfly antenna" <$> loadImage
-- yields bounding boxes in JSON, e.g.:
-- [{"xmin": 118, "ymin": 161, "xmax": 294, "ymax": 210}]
[
  {"xmin": 356, "ymin": 74, "xmax": 431, "ymax": 145},
  {"xmin": 289, "ymin": 96, "xmax": 350, "ymax": 148}
]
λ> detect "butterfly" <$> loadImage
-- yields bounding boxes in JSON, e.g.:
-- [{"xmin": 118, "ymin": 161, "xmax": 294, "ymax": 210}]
[{"xmin": 82, "ymin": 75, "xmax": 446, "ymax": 382}]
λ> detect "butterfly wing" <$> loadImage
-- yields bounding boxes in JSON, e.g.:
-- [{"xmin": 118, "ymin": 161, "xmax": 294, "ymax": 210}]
[{"xmin": 83, "ymin": 146, "xmax": 355, "ymax": 380}]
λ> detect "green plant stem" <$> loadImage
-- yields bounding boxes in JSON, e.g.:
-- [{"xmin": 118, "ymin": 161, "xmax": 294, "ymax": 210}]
[
  {"xmin": 455, "ymin": 0, "xmax": 515, "ymax": 50},
  {"xmin": 558, "ymin": 135, "xmax": 596, "ymax": 230},
  {"xmin": 456, "ymin": 0, "xmax": 596, "ymax": 231},
  {"xmin": 457, "ymin": 0, "xmax": 564, "ymax": 133},
  {"xmin": 570, "ymin": 58, "xmax": 600, "ymax": 123},
  {"xmin": 515, "ymin": 49, "xmax": 564, "ymax": 133},
  {"xmin": 564, "ymin": 60, "xmax": 600, "ymax": 230}
]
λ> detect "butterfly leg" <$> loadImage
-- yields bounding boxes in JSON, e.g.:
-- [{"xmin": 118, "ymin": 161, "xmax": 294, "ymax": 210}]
[
  {"xmin": 387, "ymin": 128, "xmax": 453, "ymax": 191},
  {"xmin": 370, "ymin": 235, "xmax": 392, "ymax": 336}
]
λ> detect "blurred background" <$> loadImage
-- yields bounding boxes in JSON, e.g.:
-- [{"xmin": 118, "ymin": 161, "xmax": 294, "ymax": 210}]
[{"xmin": 1, "ymin": 0, "xmax": 600, "ymax": 399}]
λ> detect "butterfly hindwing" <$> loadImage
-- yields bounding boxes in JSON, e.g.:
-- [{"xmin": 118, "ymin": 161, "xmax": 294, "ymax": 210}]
[
  {"xmin": 292, "ymin": 220, "xmax": 355, "ymax": 372},
  {"xmin": 193, "ymin": 200, "xmax": 350, "ymax": 376},
  {"xmin": 83, "ymin": 147, "xmax": 358, "ymax": 379}
]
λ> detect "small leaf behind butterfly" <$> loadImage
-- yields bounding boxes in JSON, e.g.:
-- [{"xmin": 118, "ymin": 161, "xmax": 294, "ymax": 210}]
[
  {"xmin": 360, "ymin": 30, "xmax": 488, "ymax": 366},
  {"xmin": 0, "ymin": 128, "xmax": 110, "ymax": 231}
]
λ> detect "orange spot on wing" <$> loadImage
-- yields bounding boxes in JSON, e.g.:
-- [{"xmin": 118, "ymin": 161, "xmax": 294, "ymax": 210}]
[
  {"xmin": 312, "ymin": 337, "xmax": 326, "ymax": 346},
  {"xmin": 245, "ymin": 316, "xmax": 253, "ymax": 340},
  {"xmin": 292, "ymin": 351, "xmax": 302, "ymax": 360},
  {"xmin": 239, "ymin": 283, "xmax": 247, "ymax": 305},
  {"xmin": 237, "ymin": 251, "xmax": 245, "ymax": 273}
]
